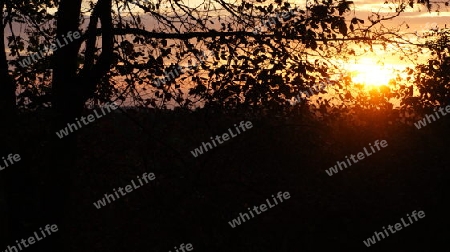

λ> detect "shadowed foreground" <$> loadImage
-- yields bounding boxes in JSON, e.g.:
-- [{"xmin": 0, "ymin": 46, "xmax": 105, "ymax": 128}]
[{"xmin": 1, "ymin": 108, "xmax": 449, "ymax": 251}]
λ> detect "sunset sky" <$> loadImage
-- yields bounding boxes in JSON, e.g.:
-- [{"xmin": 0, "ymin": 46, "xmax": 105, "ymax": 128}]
[{"xmin": 42, "ymin": 0, "xmax": 448, "ymax": 91}]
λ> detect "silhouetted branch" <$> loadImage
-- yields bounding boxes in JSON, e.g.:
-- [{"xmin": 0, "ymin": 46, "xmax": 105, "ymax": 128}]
[{"xmin": 84, "ymin": 28, "xmax": 427, "ymax": 45}]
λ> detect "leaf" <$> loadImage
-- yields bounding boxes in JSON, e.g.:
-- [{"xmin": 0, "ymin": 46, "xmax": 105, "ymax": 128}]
[
  {"xmin": 345, "ymin": 91, "xmax": 352, "ymax": 99},
  {"xmin": 338, "ymin": 21, "xmax": 348, "ymax": 36},
  {"xmin": 310, "ymin": 39, "xmax": 318, "ymax": 50}
]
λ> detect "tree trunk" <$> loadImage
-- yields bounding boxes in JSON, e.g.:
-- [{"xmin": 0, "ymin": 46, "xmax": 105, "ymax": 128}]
[
  {"xmin": 46, "ymin": 0, "xmax": 83, "ymax": 250},
  {"xmin": 0, "ymin": 0, "xmax": 18, "ymax": 246},
  {"xmin": 0, "ymin": 0, "xmax": 16, "ymax": 118}
]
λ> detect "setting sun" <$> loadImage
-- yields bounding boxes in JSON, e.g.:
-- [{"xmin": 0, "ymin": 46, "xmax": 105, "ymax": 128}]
[{"xmin": 347, "ymin": 58, "xmax": 395, "ymax": 87}]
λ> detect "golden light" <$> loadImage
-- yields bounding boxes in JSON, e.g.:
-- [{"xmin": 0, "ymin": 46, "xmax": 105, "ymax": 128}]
[{"xmin": 347, "ymin": 58, "xmax": 395, "ymax": 87}]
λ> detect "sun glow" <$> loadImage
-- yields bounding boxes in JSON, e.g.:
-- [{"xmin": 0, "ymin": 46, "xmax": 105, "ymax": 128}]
[{"xmin": 348, "ymin": 58, "xmax": 395, "ymax": 87}]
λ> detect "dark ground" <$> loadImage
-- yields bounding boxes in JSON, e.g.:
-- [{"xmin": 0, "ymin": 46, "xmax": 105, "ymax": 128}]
[{"xmin": 1, "ymin": 107, "xmax": 449, "ymax": 251}]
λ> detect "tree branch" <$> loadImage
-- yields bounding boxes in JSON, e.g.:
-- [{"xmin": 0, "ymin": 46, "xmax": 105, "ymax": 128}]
[{"xmin": 86, "ymin": 28, "xmax": 425, "ymax": 45}]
